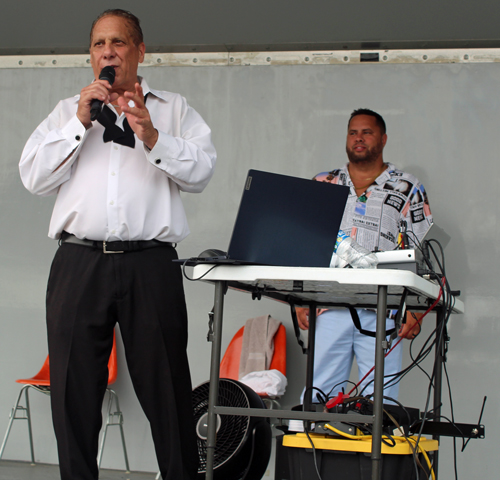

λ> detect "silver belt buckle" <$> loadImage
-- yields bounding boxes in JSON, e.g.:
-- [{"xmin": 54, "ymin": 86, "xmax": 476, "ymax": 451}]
[{"xmin": 103, "ymin": 241, "xmax": 124, "ymax": 254}]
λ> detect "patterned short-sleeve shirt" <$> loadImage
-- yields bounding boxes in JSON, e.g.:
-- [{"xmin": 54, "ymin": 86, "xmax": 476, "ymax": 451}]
[{"xmin": 314, "ymin": 162, "xmax": 432, "ymax": 252}]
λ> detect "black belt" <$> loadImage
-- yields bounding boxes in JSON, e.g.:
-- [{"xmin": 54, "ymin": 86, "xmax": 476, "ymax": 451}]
[{"xmin": 60, "ymin": 232, "xmax": 174, "ymax": 254}]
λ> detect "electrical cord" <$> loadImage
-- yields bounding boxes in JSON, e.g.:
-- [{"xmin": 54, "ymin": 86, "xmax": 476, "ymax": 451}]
[
  {"xmin": 356, "ymin": 282, "xmax": 443, "ymax": 398},
  {"xmin": 181, "ymin": 259, "xmax": 218, "ymax": 281},
  {"xmin": 462, "ymin": 396, "xmax": 487, "ymax": 451},
  {"xmin": 326, "ymin": 380, "xmax": 358, "ymax": 400},
  {"xmin": 322, "ymin": 424, "xmax": 435, "ymax": 479},
  {"xmin": 320, "ymin": 229, "xmax": 447, "ymax": 407},
  {"xmin": 382, "ymin": 237, "xmax": 457, "ymax": 413},
  {"xmin": 383, "ymin": 307, "xmax": 448, "ymax": 394},
  {"xmin": 303, "ymin": 424, "xmax": 324, "ymax": 480},
  {"xmin": 345, "ymin": 238, "xmax": 456, "ymax": 478},
  {"xmin": 302, "ymin": 386, "xmax": 329, "ymax": 407},
  {"xmin": 304, "ymin": 232, "xmax": 464, "ymax": 479},
  {"xmin": 443, "ymin": 353, "xmax": 460, "ymax": 480},
  {"xmin": 412, "ymin": 281, "xmax": 456, "ymax": 479}
]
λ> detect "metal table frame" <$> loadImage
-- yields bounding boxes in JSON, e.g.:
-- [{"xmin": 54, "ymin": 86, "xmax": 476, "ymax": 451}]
[{"xmin": 192, "ymin": 265, "xmax": 464, "ymax": 480}]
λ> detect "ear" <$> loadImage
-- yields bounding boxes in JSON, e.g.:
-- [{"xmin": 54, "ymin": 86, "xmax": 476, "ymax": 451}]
[
  {"xmin": 382, "ymin": 133, "xmax": 388, "ymax": 148},
  {"xmin": 138, "ymin": 42, "xmax": 146, "ymax": 64}
]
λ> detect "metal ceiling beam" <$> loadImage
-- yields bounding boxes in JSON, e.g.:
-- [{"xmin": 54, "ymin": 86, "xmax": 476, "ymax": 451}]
[{"xmin": 3, "ymin": 48, "xmax": 500, "ymax": 69}]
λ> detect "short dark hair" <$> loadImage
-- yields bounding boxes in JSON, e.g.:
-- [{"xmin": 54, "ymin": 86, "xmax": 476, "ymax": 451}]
[
  {"xmin": 90, "ymin": 9, "xmax": 144, "ymax": 47},
  {"xmin": 348, "ymin": 108, "xmax": 386, "ymax": 135}
]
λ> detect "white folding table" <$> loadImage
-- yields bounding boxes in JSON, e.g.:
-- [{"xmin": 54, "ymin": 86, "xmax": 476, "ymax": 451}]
[{"xmin": 192, "ymin": 265, "xmax": 464, "ymax": 480}]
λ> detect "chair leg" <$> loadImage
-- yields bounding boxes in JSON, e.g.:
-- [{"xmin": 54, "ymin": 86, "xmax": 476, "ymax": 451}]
[
  {"xmin": 0, "ymin": 385, "xmax": 36, "ymax": 464},
  {"xmin": 262, "ymin": 398, "xmax": 283, "ymax": 430},
  {"xmin": 262, "ymin": 398, "xmax": 281, "ymax": 410},
  {"xmin": 97, "ymin": 388, "xmax": 130, "ymax": 473}
]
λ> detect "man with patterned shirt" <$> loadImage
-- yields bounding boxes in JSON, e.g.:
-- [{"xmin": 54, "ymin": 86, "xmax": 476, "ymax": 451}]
[{"xmin": 297, "ymin": 108, "xmax": 432, "ymax": 403}]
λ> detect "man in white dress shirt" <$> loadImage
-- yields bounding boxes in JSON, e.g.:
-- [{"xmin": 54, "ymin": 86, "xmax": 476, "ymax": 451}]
[{"xmin": 19, "ymin": 9, "xmax": 216, "ymax": 480}]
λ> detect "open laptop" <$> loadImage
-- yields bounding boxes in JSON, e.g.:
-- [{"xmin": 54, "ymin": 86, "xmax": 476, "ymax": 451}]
[{"xmin": 183, "ymin": 169, "xmax": 350, "ymax": 268}]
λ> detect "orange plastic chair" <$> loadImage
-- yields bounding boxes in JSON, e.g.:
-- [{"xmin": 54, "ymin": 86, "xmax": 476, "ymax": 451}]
[
  {"xmin": 220, "ymin": 323, "xmax": 287, "ymax": 400},
  {"xmin": 0, "ymin": 331, "xmax": 129, "ymax": 472}
]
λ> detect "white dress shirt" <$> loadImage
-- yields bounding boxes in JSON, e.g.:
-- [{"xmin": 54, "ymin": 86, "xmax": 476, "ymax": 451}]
[{"xmin": 19, "ymin": 78, "xmax": 217, "ymax": 242}]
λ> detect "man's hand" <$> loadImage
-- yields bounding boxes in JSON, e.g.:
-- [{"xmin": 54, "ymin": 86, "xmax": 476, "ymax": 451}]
[
  {"xmin": 295, "ymin": 307, "xmax": 328, "ymax": 330},
  {"xmin": 399, "ymin": 311, "xmax": 423, "ymax": 339},
  {"xmin": 296, "ymin": 307, "xmax": 310, "ymax": 330},
  {"xmin": 117, "ymin": 82, "xmax": 158, "ymax": 150},
  {"xmin": 77, "ymin": 79, "xmax": 114, "ymax": 128}
]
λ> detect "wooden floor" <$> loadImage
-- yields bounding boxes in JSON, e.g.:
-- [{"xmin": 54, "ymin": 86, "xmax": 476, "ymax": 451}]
[{"xmin": 0, "ymin": 460, "xmax": 158, "ymax": 480}]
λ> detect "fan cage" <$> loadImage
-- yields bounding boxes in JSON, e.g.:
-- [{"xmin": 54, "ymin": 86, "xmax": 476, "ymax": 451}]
[{"xmin": 194, "ymin": 379, "xmax": 259, "ymax": 472}]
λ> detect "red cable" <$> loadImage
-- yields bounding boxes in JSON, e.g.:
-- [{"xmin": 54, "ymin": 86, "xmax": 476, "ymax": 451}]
[
  {"xmin": 349, "ymin": 278, "xmax": 444, "ymax": 395},
  {"xmin": 326, "ymin": 278, "xmax": 445, "ymax": 408}
]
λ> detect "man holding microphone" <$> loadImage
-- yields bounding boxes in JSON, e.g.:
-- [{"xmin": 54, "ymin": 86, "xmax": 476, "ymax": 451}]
[{"xmin": 20, "ymin": 9, "xmax": 216, "ymax": 480}]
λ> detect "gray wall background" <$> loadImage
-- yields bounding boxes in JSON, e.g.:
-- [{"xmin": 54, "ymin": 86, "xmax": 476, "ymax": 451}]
[{"xmin": 0, "ymin": 60, "xmax": 498, "ymax": 478}]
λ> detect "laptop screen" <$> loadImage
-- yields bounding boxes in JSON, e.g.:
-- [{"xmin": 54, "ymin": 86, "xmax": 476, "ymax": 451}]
[{"xmin": 227, "ymin": 170, "xmax": 350, "ymax": 268}]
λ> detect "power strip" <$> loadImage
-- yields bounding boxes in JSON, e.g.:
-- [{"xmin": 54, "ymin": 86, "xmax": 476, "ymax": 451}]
[
  {"xmin": 375, "ymin": 249, "xmax": 417, "ymax": 264},
  {"xmin": 375, "ymin": 249, "xmax": 426, "ymax": 273}
]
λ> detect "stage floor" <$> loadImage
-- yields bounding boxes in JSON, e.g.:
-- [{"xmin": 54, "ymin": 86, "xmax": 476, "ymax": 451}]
[{"xmin": 0, "ymin": 460, "xmax": 157, "ymax": 479}]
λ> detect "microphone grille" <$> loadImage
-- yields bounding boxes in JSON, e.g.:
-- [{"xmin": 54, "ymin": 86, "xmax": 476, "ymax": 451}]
[{"xmin": 99, "ymin": 66, "xmax": 115, "ymax": 85}]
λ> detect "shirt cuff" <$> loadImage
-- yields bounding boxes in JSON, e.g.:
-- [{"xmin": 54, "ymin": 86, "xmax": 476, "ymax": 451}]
[
  {"xmin": 146, "ymin": 130, "xmax": 178, "ymax": 170},
  {"xmin": 61, "ymin": 114, "xmax": 88, "ymax": 148}
]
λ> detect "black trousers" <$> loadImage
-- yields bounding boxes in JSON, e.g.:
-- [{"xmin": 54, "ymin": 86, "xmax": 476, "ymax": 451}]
[{"xmin": 46, "ymin": 243, "xmax": 198, "ymax": 480}]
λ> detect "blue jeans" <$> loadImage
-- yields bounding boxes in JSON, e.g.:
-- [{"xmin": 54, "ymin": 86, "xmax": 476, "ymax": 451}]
[{"xmin": 302, "ymin": 307, "xmax": 403, "ymax": 403}]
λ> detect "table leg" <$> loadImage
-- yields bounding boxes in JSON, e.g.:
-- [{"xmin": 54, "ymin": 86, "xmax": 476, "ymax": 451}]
[
  {"xmin": 304, "ymin": 303, "xmax": 317, "ymax": 411},
  {"xmin": 371, "ymin": 285, "xmax": 388, "ymax": 480},
  {"xmin": 432, "ymin": 306, "xmax": 445, "ymax": 478},
  {"xmin": 205, "ymin": 281, "xmax": 226, "ymax": 480}
]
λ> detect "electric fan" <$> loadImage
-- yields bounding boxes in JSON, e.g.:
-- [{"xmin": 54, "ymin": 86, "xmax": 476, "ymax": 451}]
[{"xmin": 193, "ymin": 378, "xmax": 272, "ymax": 480}]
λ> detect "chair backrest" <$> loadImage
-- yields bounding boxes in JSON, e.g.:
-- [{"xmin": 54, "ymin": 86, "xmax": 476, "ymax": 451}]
[
  {"xmin": 16, "ymin": 330, "xmax": 118, "ymax": 387},
  {"xmin": 219, "ymin": 324, "xmax": 287, "ymax": 380},
  {"xmin": 269, "ymin": 324, "xmax": 286, "ymax": 375},
  {"xmin": 107, "ymin": 331, "xmax": 118, "ymax": 385}
]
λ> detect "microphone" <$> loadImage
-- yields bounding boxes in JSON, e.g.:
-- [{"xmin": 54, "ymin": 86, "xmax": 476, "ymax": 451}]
[{"xmin": 90, "ymin": 66, "xmax": 116, "ymax": 121}]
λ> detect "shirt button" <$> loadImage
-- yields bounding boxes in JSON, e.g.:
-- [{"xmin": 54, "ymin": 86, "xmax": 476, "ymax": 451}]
[
  {"xmin": 75, "ymin": 135, "xmax": 81, "ymax": 141},
  {"xmin": 110, "ymin": 201, "xmax": 114, "ymax": 205},
  {"xmin": 111, "ymin": 172, "xmax": 116, "ymax": 176},
  {"xmin": 114, "ymin": 146, "xmax": 118, "ymax": 150},
  {"xmin": 155, "ymin": 159, "xmax": 161, "ymax": 164}
]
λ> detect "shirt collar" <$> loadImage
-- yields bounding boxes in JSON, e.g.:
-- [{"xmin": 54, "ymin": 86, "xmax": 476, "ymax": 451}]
[
  {"xmin": 138, "ymin": 77, "xmax": 168, "ymax": 103},
  {"xmin": 343, "ymin": 162, "xmax": 395, "ymax": 186}
]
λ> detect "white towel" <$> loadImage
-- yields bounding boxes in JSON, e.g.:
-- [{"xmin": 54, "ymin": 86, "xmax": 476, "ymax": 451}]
[
  {"xmin": 238, "ymin": 314, "xmax": 281, "ymax": 379},
  {"xmin": 240, "ymin": 369, "xmax": 287, "ymax": 397}
]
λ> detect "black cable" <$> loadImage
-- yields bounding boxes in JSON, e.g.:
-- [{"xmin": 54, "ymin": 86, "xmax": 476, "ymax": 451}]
[
  {"xmin": 383, "ymin": 317, "xmax": 445, "ymax": 392},
  {"xmin": 325, "ymin": 380, "xmax": 358, "ymax": 401},
  {"xmin": 303, "ymin": 423, "xmax": 324, "ymax": 480},
  {"xmin": 405, "ymin": 434, "xmax": 422, "ymax": 480},
  {"xmin": 408, "ymin": 325, "xmax": 438, "ymax": 382},
  {"xmin": 443, "ymin": 358, "xmax": 460, "ymax": 480},
  {"xmin": 360, "ymin": 237, "xmax": 451, "ymax": 397},
  {"xmin": 359, "ymin": 232, "xmax": 446, "ymax": 396},
  {"xmin": 359, "ymin": 319, "xmax": 441, "ymax": 397},
  {"xmin": 302, "ymin": 386, "xmax": 328, "ymax": 407},
  {"xmin": 181, "ymin": 259, "xmax": 218, "ymax": 281},
  {"xmin": 414, "ymin": 278, "xmax": 453, "ymax": 466},
  {"xmin": 377, "ymin": 396, "xmax": 428, "ymax": 479},
  {"xmin": 381, "ymin": 332, "xmax": 435, "ymax": 393},
  {"xmin": 426, "ymin": 239, "xmax": 446, "ymax": 275},
  {"xmin": 314, "ymin": 233, "xmax": 461, "ymax": 479},
  {"xmin": 359, "ymin": 273, "xmax": 456, "ymax": 478},
  {"xmin": 462, "ymin": 396, "xmax": 487, "ymax": 451}
]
